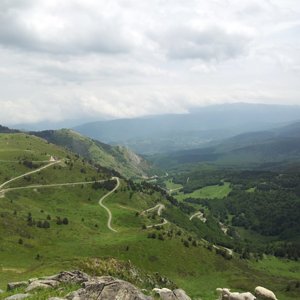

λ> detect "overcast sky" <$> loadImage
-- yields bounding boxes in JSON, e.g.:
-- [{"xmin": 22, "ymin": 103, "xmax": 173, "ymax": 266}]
[{"xmin": 0, "ymin": 0, "xmax": 299, "ymax": 125}]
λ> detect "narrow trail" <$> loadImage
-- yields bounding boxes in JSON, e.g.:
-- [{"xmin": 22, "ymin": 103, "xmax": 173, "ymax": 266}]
[
  {"xmin": 0, "ymin": 160, "xmax": 61, "ymax": 190},
  {"xmin": 141, "ymin": 203, "xmax": 168, "ymax": 228},
  {"xmin": 99, "ymin": 177, "xmax": 120, "ymax": 233},
  {"xmin": 146, "ymin": 218, "xmax": 168, "ymax": 229},
  {"xmin": 1, "ymin": 179, "xmax": 107, "ymax": 193},
  {"xmin": 189, "ymin": 211, "xmax": 207, "ymax": 222},
  {"xmin": 141, "ymin": 204, "xmax": 165, "ymax": 216}
]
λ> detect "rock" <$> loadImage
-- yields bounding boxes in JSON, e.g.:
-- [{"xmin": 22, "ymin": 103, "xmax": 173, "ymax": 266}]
[
  {"xmin": 28, "ymin": 278, "xmax": 38, "ymax": 284},
  {"xmin": 49, "ymin": 271, "xmax": 90, "ymax": 284},
  {"xmin": 48, "ymin": 298, "xmax": 66, "ymax": 300},
  {"xmin": 7, "ymin": 281, "xmax": 28, "ymax": 291},
  {"xmin": 25, "ymin": 279, "xmax": 60, "ymax": 292},
  {"xmin": 66, "ymin": 276, "xmax": 151, "ymax": 300},
  {"xmin": 4, "ymin": 294, "xmax": 31, "ymax": 300},
  {"xmin": 0, "ymin": 289, "xmax": 4, "ymax": 293}
]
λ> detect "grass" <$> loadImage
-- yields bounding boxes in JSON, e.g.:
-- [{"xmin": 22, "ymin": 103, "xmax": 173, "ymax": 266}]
[
  {"xmin": 175, "ymin": 182, "xmax": 232, "ymax": 201},
  {"xmin": 164, "ymin": 179, "xmax": 183, "ymax": 191},
  {"xmin": 0, "ymin": 133, "xmax": 299, "ymax": 300}
]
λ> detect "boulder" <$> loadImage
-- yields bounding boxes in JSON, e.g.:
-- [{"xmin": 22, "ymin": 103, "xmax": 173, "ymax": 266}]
[
  {"xmin": 7, "ymin": 281, "xmax": 28, "ymax": 291},
  {"xmin": 25, "ymin": 279, "xmax": 60, "ymax": 292},
  {"xmin": 4, "ymin": 294, "xmax": 31, "ymax": 300},
  {"xmin": 66, "ymin": 276, "xmax": 151, "ymax": 300}
]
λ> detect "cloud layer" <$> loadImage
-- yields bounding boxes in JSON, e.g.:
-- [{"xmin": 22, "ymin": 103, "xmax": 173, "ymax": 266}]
[{"xmin": 0, "ymin": 0, "xmax": 299, "ymax": 125}]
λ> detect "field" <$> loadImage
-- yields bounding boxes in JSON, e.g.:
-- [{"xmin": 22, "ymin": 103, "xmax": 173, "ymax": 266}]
[{"xmin": 175, "ymin": 182, "xmax": 232, "ymax": 201}]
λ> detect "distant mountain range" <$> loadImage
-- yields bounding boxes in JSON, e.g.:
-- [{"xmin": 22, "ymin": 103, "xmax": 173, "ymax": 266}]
[
  {"xmin": 73, "ymin": 103, "xmax": 300, "ymax": 154},
  {"xmin": 150, "ymin": 121, "xmax": 300, "ymax": 169}
]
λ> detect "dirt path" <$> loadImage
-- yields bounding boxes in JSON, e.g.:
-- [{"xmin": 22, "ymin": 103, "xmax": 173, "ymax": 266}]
[
  {"xmin": 189, "ymin": 211, "xmax": 207, "ymax": 222},
  {"xmin": 141, "ymin": 203, "xmax": 168, "ymax": 228},
  {"xmin": 1, "ymin": 179, "xmax": 107, "ymax": 193},
  {"xmin": 99, "ymin": 177, "xmax": 120, "ymax": 233},
  {"xmin": 0, "ymin": 160, "xmax": 61, "ymax": 190},
  {"xmin": 141, "ymin": 204, "xmax": 165, "ymax": 216}
]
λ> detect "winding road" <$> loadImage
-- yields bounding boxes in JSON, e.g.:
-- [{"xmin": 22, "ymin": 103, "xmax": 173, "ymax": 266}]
[
  {"xmin": 0, "ymin": 160, "xmax": 61, "ymax": 190},
  {"xmin": 189, "ymin": 211, "xmax": 207, "ymax": 222},
  {"xmin": 98, "ymin": 176, "xmax": 120, "ymax": 233},
  {"xmin": 141, "ymin": 203, "xmax": 168, "ymax": 228}
]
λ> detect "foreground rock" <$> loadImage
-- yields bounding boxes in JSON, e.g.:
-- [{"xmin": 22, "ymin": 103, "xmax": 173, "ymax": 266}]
[
  {"xmin": 66, "ymin": 276, "xmax": 151, "ymax": 300},
  {"xmin": 5, "ymin": 294, "xmax": 31, "ymax": 300},
  {"xmin": 6, "ymin": 270, "xmax": 192, "ymax": 300}
]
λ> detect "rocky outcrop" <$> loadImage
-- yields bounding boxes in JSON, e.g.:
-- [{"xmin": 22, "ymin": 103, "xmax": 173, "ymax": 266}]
[
  {"xmin": 4, "ymin": 294, "xmax": 31, "ymax": 300},
  {"xmin": 5, "ymin": 270, "xmax": 192, "ymax": 300},
  {"xmin": 7, "ymin": 281, "xmax": 28, "ymax": 291},
  {"xmin": 66, "ymin": 276, "xmax": 152, "ymax": 300}
]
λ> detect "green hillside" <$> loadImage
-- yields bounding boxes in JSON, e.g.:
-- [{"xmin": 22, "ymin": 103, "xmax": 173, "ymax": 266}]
[
  {"xmin": 32, "ymin": 129, "xmax": 152, "ymax": 178},
  {"xmin": 0, "ymin": 133, "xmax": 299, "ymax": 300}
]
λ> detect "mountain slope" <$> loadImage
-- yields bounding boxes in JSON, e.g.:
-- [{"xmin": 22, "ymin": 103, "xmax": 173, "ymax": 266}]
[
  {"xmin": 74, "ymin": 103, "xmax": 300, "ymax": 154},
  {"xmin": 151, "ymin": 121, "xmax": 300, "ymax": 168},
  {"xmin": 31, "ymin": 129, "xmax": 151, "ymax": 178}
]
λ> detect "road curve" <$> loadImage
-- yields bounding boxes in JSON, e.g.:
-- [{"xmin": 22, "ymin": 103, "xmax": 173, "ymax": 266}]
[
  {"xmin": 0, "ymin": 160, "xmax": 61, "ymax": 190},
  {"xmin": 141, "ymin": 204, "xmax": 165, "ymax": 216},
  {"xmin": 99, "ymin": 177, "xmax": 120, "ymax": 233}
]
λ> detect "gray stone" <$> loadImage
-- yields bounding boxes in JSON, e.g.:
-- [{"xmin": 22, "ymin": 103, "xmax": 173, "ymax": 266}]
[
  {"xmin": 7, "ymin": 281, "xmax": 28, "ymax": 291},
  {"xmin": 48, "ymin": 298, "xmax": 66, "ymax": 300},
  {"xmin": 49, "ymin": 271, "xmax": 90, "ymax": 284},
  {"xmin": 25, "ymin": 279, "xmax": 60, "ymax": 292},
  {"xmin": 67, "ymin": 276, "xmax": 151, "ymax": 300},
  {"xmin": 4, "ymin": 293, "xmax": 31, "ymax": 300}
]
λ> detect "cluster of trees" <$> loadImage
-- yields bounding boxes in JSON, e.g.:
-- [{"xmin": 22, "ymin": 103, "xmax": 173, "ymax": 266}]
[
  {"xmin": 92, "ymin": 180, "xmax": 116, "ymax": 190},
  {"xmin": 26, "ymin": 212, "xmax": 69, "ymax": 227},
  {"xmin": 22, "ymin": 160, "xmax": 40, "ymax": 169},
  {"xmin": 27, "ymin": 213, "xmax": 51, "ymax": 228}
]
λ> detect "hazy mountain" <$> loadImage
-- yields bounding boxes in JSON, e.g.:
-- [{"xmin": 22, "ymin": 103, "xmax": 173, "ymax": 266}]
[
  {"xmin": 150, "ymin": 121, "xmax": 300, "ymax": 168},
  {"xmin": 74, "ymin": 103, "xmax": 300, "ymax": 154}
]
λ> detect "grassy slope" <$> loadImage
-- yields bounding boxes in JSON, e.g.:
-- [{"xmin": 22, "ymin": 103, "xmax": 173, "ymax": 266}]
[
  {"xmin": 32, "ymin": 129, "xmax": 151, "ymax": 178},
  {"xmin": 175, "ymin": 182, "xmax": 232, "ymax": 201},
  {"xmin": 0, "ymin": 134, "xmax": 299, "ymax": 300}
]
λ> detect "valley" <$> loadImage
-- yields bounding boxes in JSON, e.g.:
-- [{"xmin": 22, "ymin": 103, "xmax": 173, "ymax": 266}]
[{"xmin": 0, "ymin": 127, "xmax": 299, "ymax": 300}]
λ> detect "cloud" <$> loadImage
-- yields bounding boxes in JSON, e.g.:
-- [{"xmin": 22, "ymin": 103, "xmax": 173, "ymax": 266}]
[
  {"xmin": 153, "ymin": 25, "xmax": 251, "ymax": 61},
  {"xmin": 0, "ymin": 0, "xmax": 133, "ymax": 54},
  {"xmin": 0, "ymin": 0, "xmax": 299, "ymax": 125}
]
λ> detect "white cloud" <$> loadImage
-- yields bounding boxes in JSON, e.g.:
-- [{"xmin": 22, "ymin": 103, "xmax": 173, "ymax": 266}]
[{"xmin": 0, "ymin": 0, "xmax": 299, "ymax": 125}]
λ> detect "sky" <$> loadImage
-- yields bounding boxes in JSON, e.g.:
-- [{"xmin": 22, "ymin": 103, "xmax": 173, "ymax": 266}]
[{"xmin": 0, "ymin": 0, "xmax": 299, "ymax": 125}]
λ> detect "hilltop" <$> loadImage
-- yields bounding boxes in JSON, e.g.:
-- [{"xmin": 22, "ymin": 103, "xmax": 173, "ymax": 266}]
[{"xmin": 31, "ymin": 128, "xmax": 152, "ymax": 179}]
